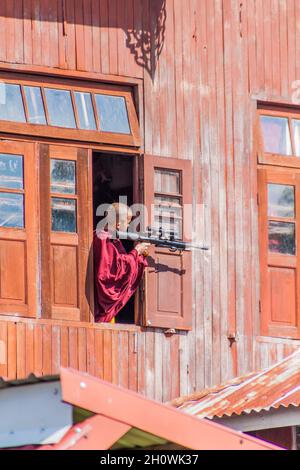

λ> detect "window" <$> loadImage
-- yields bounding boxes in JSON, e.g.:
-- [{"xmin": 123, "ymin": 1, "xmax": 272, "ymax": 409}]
[
  {"xmin": 0, "ymin": 154, "xmax": 24, "ymax": 228},
  {"xmin": 154, "ymin": 168, "xmax": 183, "ymax": 240},
  {"xmin": 258, "ymin": 106, "xmax": 300, "ymax": 339},
  {"xmin": 0, "ymin": 74, "xmax": 140, "ymax": 147},
  {"xmin": 50, "ymin": 159, "xmax": 77, "ymax": 233},
  {"xmin": 258, "ymin": 107, "xmax": 300, "ymax": 166},
  {"xmin": 0, "ymin": 141, "xmax": 38, "ymax": 318}
]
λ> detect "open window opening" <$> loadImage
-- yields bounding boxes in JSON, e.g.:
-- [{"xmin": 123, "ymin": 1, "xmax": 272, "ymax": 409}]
[{"xmin": 92, "ymin": 152, "xmax": 136, "ymax": 325}]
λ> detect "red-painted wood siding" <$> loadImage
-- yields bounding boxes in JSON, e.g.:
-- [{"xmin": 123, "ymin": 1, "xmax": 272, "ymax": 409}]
[{"xmin": 0, "ymin": 1, "xmax": 299, "ymax": 399}]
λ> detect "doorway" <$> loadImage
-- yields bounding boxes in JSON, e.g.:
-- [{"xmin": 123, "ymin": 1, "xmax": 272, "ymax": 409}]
[{"xmin": 92, "ymin": 152, "xmax": 136, "ymax": 324}]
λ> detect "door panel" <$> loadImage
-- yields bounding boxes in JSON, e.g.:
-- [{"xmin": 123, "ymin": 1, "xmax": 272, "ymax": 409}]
[
  {"xmin": 259, "ymin": 168, "xmax": 300, "ymax": 338},
  {"xmin": 40, "ymin": 144, "xmax": 90, "ymax": 322},
  {"xmin": 142, "ymin": 155, "xmax": 193, "ymax": 330},
  {"xmin": 0, "ymin": 141, "xmax": 37, "ymax": 317}
]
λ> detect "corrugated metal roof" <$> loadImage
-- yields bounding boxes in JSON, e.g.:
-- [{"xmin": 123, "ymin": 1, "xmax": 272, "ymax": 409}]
[
  {"xmin": 0, "ymin": 374, "xmax": 59, "ymax": 389},
  {"xmin": 171, "ymin": 348, "xmax": 300, "ymax": 419}
]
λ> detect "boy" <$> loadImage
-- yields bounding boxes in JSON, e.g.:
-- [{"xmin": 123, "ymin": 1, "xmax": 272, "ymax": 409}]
[{"xmin": 93, "ymin": 202, "xmax": 150, "ymax": 323}]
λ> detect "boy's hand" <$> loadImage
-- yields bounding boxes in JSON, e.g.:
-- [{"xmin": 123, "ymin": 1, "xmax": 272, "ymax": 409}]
[{"xmin": 135, "ymin": 242, "xmax": 151, "ymax": 257}]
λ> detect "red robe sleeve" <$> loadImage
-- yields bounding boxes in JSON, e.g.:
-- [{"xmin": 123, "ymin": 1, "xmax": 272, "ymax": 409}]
[{"xmin": 93, "ymin": 230, "xmax": 148, "ymax": 323}]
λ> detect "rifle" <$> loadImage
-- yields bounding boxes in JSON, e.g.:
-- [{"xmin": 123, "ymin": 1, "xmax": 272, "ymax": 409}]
[{"xmin": 117, "ymin": 228, "xmax": 209, "ymax": 252}]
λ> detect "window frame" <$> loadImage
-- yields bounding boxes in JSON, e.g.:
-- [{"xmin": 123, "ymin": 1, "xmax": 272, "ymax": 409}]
[
  {"xmin": 0, "ymin": 72, "xmax": 140, "ymax": 148},
  {"xmin": 257, "ymin": 106, "xmax": 300, "ymax": 168}
]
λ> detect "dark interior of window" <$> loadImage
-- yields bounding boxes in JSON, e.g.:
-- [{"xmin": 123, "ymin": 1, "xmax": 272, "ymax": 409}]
[{"xmin": 92, "ymin": 152, "xmax": 135, "ymax": 325}]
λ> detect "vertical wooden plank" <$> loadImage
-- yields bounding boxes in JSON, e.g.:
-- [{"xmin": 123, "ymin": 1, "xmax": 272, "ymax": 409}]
[
  {"xmin": 17, "ymin": 322, "xmax": 26, "ymax": 379},
  {"xmin": 246, "ymin": 0, "xmax": 257, "ymax": 94},
  {"xmin": 271, "ymin": 0, "xmax": 281, "ymax": 96},
  {"xmin": 57, "ymin": 0, "xmax": 67, "ymax": 68},
  {"xmin": 279, "ymin": 0, "xmax": 288, "ymax": 97},
  {"xmin": 143, "ymin": 0, "xmax": 153, "ymax": 155},
  {"xmin": 111, "ymin": 330, "xmax": 119, "ymax": 385},
  {"xmin": 108, "ymin": 0, "xmax": 118, "ymax": 75},
  {"xmin": 86, "ymin": 327, "xmax": 95, "ymax": 376},
  {"xmin": 74, "ymin": 0, "xmax": 85, "ymax": 70},
  {"xmin": 51, "ymin": 325, "xmax": 61, "ymax": 375},
  {"xmin": 0, "ymin": 322, "xmax": 8, "ymax": 379},
  {"xmin": 296, "ymin": 0, "xmax": 300, "ymax": 82},
  {"xmin": 137, "ymin": 330, "xmax": 146, "ymax": 395},
  {"xmin": 14, "ymin": 0, "xmax": 25, "ymax": 64},
  {"xmin": 60, "ymin": 326, "xmax": 69, "ymax": 368},
  {"xmin": 287, "ymin": 0, "xmax": 296, "ymax": 96},
  {"xmin": 34, "ymin": 323, "xmax": 43, "ymax": 376},
  {"xmin": 7, "ymin": 322, "xmax": 17, "ymax": 380},
  {"xmin": 128, "ymin": 332, "xmax": 138, "ymax": 392},
  {"xmin": 91, "ymin": 0, "xmax": 101, "ymax": 72},
  {"xmin": 154, "ymin": 331, "xmax": 163, "ymax": 401},
  {"xmin": 77, "ymin": 327, "xmax": 87, "ymax": 372},
  {"xmin": 193, "ymin": 0, "xmax": 206, "ymax": 393},
  {"xmin": 39, "ymin": 144, "xmax": 51, "ymax": 319},
  {"xmin": 263, "ymin": 0, "xmax": 273, "ymax": 95},
  {"xmin": 119, "ymin": 331, "xmax": 129, "ymax": 389},
  {"xmin": 162, "ymin": 336, "xmax": 171, "ymax": 401},
  {"xmin": 255, "ymin": 0, "xmax": 265, "ymax": 93},
  {"xmin": 68, "ymin": 327, "xmax": 78, "ymax": 370},
  {"xmin": 40, "ymin": 0, "xmax": 51, "ymax": 67},
  {"xmin": 0, "ymin": 1, "xmax": 7, "ymax": 62},
  {"xmin": 5, "ymin": 0, "xmax": 16, "ymax": 64},
  {"xmin": 94, "ymin": 329, "xmax": 104, "ymax": 379},
  {"xmin": 99, "ymin": 0, "xmax": 109, "ymax": 74},
  {"xmin": 48, "ymin": 0, "xmax": 60, "ymax": 68},
  {"xmin": 117, "ymin": 0, "xmax": 126, "ymax": 76},
  {"xmin": 144, "ymin": 329, "xmax": 155, "ymax": 399},
  {"xmin": 25, "ymin": 323, "xmax": 34, "ymax": 377},
  {"xmin": 103, "ymin": 329, "xmax": 112, "ymax": 382},
  {"xmin": 173, "ymin": 0, "xmax": 185, "ymax": 158},
  {"xmin": 65, "ymin": 0, "xmax": 76, "ymax": 70},
  {"xmin": 23, "ymin": 0, "xmax": 33, "ymax": 64},
  {"xmin": 42, "ymin": 324, "xmax": 52, "ymax": 376},
  {"xmin": 83, "ymin": 0, "xmax": 93, "ymax": 71},
  {"xmin": 169, "ymin": 334, "xmax": 180, "ymax": 400}
]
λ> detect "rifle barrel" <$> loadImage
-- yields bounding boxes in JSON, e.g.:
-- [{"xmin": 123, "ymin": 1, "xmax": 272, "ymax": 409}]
[{"xmin": 117, "ymin": 231, "xmax": 209, "ymax": 251}]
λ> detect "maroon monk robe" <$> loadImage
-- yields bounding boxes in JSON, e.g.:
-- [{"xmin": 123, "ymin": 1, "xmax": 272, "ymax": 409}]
[{"xmin": 93, "ymin": 230, "xmax": 148, "ymax": 323}]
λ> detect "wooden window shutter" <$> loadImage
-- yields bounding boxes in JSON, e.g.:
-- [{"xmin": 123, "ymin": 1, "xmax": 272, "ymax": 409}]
[
  {"xmin": 141, "ymin": 155, "xmax": 193, "ymax": 330},
  {"xmin": 258, "ymin": 167, "xmax": 300, "ymax": 339},
  {"xmin": 39, "ymin": 144, "xmax": 91, "ymax": 321},
  {"xmin": 0, "ymin": 141, "xmax": 38, "ymax": 318}
]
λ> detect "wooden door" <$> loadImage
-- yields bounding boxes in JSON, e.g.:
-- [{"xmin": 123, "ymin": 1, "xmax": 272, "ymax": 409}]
[
  {"xmin": 141, "ymin": 156, "xmax": 193, "ymax": 330},
  {"xmin": 39, "ymin": 144, "xmax": 91, "ymax": 321},
  {"xmin": 259, "ymin": 167, "xmax": 300, "ymax": 338},
  {"xmin": 0, "ymin": 141, "xmax": 37, "ymax": 317}
]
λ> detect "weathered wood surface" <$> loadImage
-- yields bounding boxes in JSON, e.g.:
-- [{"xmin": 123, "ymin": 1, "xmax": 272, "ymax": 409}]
[{"xmin": 0, "ymin": 1, "xmax": 299, "ymax": 399}]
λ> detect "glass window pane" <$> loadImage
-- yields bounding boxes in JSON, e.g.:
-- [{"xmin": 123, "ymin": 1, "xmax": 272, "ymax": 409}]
[
  {"xmin": 44, "ymin": 88, "xmax": 76, "ymax": 128},
  {"xmin": 268, "ymin": 221, "xmax": 295, "ymax": 255},
  {"xmin": 51, "ymin": 198, "xmax": 76, "ymax": 233},
  {"xmin": 0, "ymin": 192, "xmax": 24, "ymax": 228},
  {"xmin": 74, "ymin": 92, "xmax": 96, "ymax": 130},
  {"xmin": 95, "ymin": 94, "xmax": 131, "ymax": 134},
  {"xmin": 154, "ymin": 196, "xmax": 183, "ymax": 239},
  {"xmin": 0, "ymin": 154, "xmax": 23, "ymax": 190},
  {"xmin": 292, "ymin": 119, "xmax": 300, "ymax": 157},
  {"xmin": 260, "ymin": 116, "xmax": 292, "ymax": 155},
  {"xmin": 0, "ymin": 83, "xmax": 26, "ymax": 123},
  {"xmin": 155, "ymin": 169, "xmax": 180, "ymax": 194},
  {"xmin": 24, "ymin": 86, "xmax": 46, "ymax": 125},
  {"xmin": 268, "ymin": 184, "xmax": 295, "ymax": 218},
  {"xmin": 51, "ymin": 160, "xmax": 76, "ymax": 194}
]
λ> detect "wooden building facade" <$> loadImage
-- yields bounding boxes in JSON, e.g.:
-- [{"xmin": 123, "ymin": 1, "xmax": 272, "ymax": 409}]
[{"xmin": 0, "ymin": 0, "xmax": 299, "ymax": 402}]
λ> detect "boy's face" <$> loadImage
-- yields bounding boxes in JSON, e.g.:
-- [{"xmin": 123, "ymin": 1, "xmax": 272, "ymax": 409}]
[{"xmin": 116, "ymin": 212, "xmax": 132, "ymax": 232}]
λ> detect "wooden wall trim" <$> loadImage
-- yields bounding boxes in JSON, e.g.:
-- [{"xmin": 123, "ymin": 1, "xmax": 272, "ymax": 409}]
[{"xmin": 0, "ymin": 61, "xmax": 143, "ymax": 87}]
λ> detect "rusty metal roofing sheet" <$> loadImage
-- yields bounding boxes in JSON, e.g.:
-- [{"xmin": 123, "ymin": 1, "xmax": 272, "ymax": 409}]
[{"xmin": 171, "ymin": 349, "xmax": 300, "ymax": 419}]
